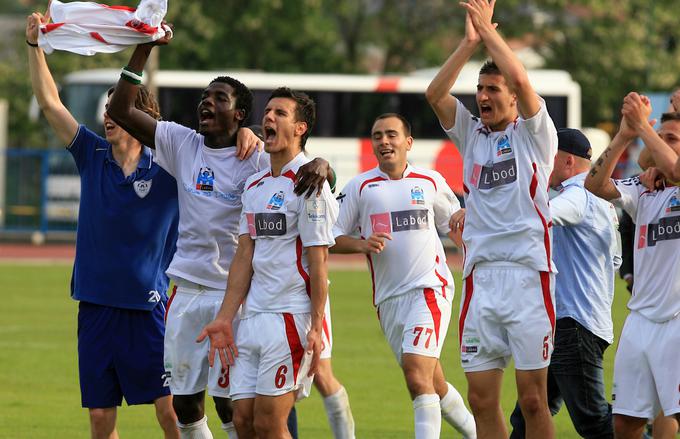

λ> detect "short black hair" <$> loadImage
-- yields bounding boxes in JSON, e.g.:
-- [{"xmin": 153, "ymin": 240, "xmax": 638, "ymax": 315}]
[
  {"xmin": 661, "ymin": 112, "xmax": 680, "ymax": 123},
  {"xmin": 479, "ymin": 60, "xmax": 502, "ymax": 76},
  {"xmin": 268, "ymin": 87, "xmax": 316, "ymax": 149},
  {"xmin": 373, "ymin": 113, "xmax": 412, "ymax": 137},
  {"xmin": 210, "ymin": 76, "xmax": 253, "ymax": 127}
]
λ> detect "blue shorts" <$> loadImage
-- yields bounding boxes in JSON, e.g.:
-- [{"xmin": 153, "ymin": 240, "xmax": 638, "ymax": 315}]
[{"xmin": 78, "ymin": 301, "xmax": 170, "ymax": 408}]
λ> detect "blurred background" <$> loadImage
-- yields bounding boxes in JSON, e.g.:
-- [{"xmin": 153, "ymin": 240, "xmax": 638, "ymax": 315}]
[{"xmin": 0, "ymin": 0, "xmax": 679, "ymax": 242}]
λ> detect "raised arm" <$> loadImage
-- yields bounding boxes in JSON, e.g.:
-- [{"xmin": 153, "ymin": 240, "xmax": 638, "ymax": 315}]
[
  {"xmin": 196, "ymin": 234, "xmax": 254, "ymax": 369},
  {"xmin": 425, "ymin": 13, "xmax": 481, "ymax": 130},
  {"xmin": 584, "ymin": 117, "xmax": 636, "ymax": 201},
  {"xmin": 107, "ymin": 43, "xmax": 163, "ymax": 148},
  {"xmin": 463, "ymin": 0, "xmax": 539, "ymax": 119},
  {"xmin": 26, "ymin": 13, "xmax": 78, "ymax": 146}
]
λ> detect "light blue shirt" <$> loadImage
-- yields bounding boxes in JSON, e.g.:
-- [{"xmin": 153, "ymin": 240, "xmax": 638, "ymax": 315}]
[{"xmin": 551, "ymin": 172, "xmax": 621, "ymax": 343}]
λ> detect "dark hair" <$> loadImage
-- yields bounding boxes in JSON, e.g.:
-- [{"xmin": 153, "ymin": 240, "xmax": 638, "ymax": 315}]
[
  {"xmin": 210, "ymin": 76, "xmax": 253, "ymax": 127},
  {"xmin": 107, "ymin": 85, "xmax": 160, "ymax": 120},
  {"xmin": 373, "ymin": 113, "xmax": 412, "ymax": 137},
  {"xmin": 479, "ymin": 60, "xmax": 502, "ymax": 76},
  {"xmin": 661, "ymin": 112, "xmax": 680, "ymax": 123},
  {"xmin": 268, "ymin": 87, "xmax": 316, "ymax": 149}
]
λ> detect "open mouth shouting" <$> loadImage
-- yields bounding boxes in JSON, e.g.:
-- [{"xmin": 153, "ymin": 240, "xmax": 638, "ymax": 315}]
[
  {"xmin": 377, "ymin": 148, "xmax": 396, "ymax": 159},
  {"xmin": 479, "ymin": 102, "xmax": 493, "ymax": 118},
  {"xmin": 198, "ymin": 107, "xmax": 215, "ymax": 127},
  {"xmin": 263, "ymin": 125, "xmax": 277, "ymax": 144}
]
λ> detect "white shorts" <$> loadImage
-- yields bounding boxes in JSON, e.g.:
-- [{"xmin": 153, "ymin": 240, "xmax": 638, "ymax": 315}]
[
  {"xmin": 164, "ymin": 282, "xmax": 234, "ymax": 398},
  {"xmin": 230, "ymin": 312, "xmax": 314, "ymax": 401},
  {"xmin": 612, "ymin": 311, "xmax": 680, "ymax": 418},
  {"xmin": 377, "ymin": 287, "xmax": 452, "ymax": 365},
  {"xmin": 321, "ymin": 299, "xmax": 332, "ymax": 360},
  {"xmin": 459, "ymin": 263, "xmax": 555, "ymax": 372}
]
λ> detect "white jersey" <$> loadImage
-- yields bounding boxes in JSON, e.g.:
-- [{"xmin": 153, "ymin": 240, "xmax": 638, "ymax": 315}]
[
  {"xmin": 154, "ymin": 121, "xmax": 268, "ymax": 290},
  {"xmin": 39, "ymin": 0, "xmax": 169, "ymax": 56},
  {"xmin": 239, "ymin": 152, "xmax": 338, "ymax": 316},
  {"xmin": 443, "ymin": 98, "xmax": 558, "ymax": 277},
  {"xmin": 333, "ymin": 164, "xmax": 459, "ymax": 306},
  {"xmin": 612, "ymin": 177, "xmax": 680, "ymax": 322}
]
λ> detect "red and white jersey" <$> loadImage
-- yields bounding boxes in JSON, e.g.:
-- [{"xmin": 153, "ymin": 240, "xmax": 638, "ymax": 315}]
[
  {"xmin": 38, "ymin": 0, "xmax": 169, "ymax": 56},
  {"xmin": 239, "ymin": 152, "xmax": 338, "ymax": 316},
  {"xmin": 154, "ymin": 121, "xmax": 268, "ymax": 290},
  {"xmin": 333, "ymin": 164, "xmax": 459, "ymax": 306},
  {"xmin": 443, "ymin": 98, "xmax": 558, "ymax": 277},
  {"xmin": 612, "ymin": 177, "xmax": 680, "ymax": 322}
]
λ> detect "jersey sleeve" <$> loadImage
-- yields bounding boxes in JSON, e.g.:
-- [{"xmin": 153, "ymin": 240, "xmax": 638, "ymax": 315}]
[
  {"xmin": 442, "ymin": 99, "xmax": 474, "ymax": 154},
  {"xmin": 67, "ymin": 125, "xmax": 107, "ymax": 172},
  {"xmin": 520, "ymin": 97, "xmax": 558, "ymax": 167},
  {"xmin": 239, "ymin": 176, "xmax": 256, "ymax": 237},
  {"xmin": 154, "ymin": 121, "xmax": 194, "ymax": 177},
  {"xmin": 297, "ymin": 182, "xmax": 339, "ymax": 247},
  {"xmin": 333, "ymin": 179, "xmax": 361, "ymax": 238},
  {"xmin": 432, "ymin": 172, "xmax": 461, "ymax": 235},
  {"xmin": 611, "ymin": 176, "xmax": 644, "ymax": 219},
  {"xmin": 550, "ymin": 185, "xmax": 588, "ymax": 226}
]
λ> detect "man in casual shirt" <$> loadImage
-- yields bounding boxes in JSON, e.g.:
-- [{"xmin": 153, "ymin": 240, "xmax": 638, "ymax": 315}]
[
  {"xmin": 426, "ymin": 2, "xmax": 558, "ymax": 437},
  {"xmin": 27, "ymin": 12, "xmax": 179, "ymax": 439},
  {"xmin": 198, "ymin": 88, "xmax": 338, "ymax": 438},
  {"xmin": 510, "ymin": 128, "xmax": 620, "ymax": 439},
  {"xmin": 585, "ymin": 94, "xmax": 680, "ymax": 439},
  {"xmin": 332, "ymin": 113, "xmax": 476, "ymax": 439}
]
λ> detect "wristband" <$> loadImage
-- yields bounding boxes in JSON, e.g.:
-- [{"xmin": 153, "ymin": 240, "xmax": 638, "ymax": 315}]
[
  {"xmin": 26, "ymin": 40, "xmax": 39, "ymax": 47},
  {"xmin": 120, "ymin": 72, "xmax": 141, "ymax": 86},
  {"xmin": 121, "ymin": 67, "xmax": 143, "ymax": 83}
]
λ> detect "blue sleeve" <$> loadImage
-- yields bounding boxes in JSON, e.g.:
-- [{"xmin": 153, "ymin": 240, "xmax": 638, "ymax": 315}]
[{"xmin": 67, "ymin": 125, "xmax": 109, "ymax": 173}]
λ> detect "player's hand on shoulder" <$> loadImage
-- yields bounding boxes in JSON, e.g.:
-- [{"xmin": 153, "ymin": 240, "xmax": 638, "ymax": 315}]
[
  {"xmin": 196, "ymin": 318, "xmax": 237, "ymax": 369},
  {"xmin": 295, "ymin": 158, "xmax": 330, "ymax": 198},
  {"xmin": 236, "ymin": 126, "xmax": 263, "ymax": 160}
]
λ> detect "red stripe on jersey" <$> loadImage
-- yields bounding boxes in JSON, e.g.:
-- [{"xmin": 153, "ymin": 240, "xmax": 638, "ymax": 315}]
[
  {"xmin": 405, "ymin": 172, "xmax": 437, "ymax": 191},
  {"xmin": 540, "ymin": 271, "xmax": 555, "ymax": 335},
  {"xmin": 283, "ymin": 169, "xmax": 297, "ymax": 184},
  {"xmin": 296, "ymin": 237, "xmax": 311, "ymax": 296},
  {"xmin": 459, "ymin": 269, "xmax": 474, "ymax": 347},
  {"xmin": 41, "ymin": 22, "xmax": 65, "ymax": 34},
  {"xmin": 366, "ymin": 253, "xmax": 377, "ymax": 306},
  {"xmin": 125, "ymin": 19, "xmax": 158, "ymax": 35},
  {"xmin": 322, "ymin": 316, "xmax": 330, "ymax": 345},
  {"xmin": 434, "ymin": 269, "xmax": 448, "ymax": 299},
  {"xmin": 359, "ymin": 176, "xmax": 387, "ymax": 196},
  {"xmin": 529, "ymin": 163, "xmax": 552, "ymax": 271},
  {"xmin": 424, "ymin": 288, "xmax": 442, "ymax": 345},
  {"xmin": 283, "ymin": 313, "xmax": 304, "ymax": 384},
  {"xmin": 99, "ymin": 4, "xmax": 137, "ymax": 11},
  {"xmin": 89, "ymin": 32, "xmax": 108, "ymax": 44},
  {"xmin": 246, "ymin": 172, "xmax": 271, "ymax": 190},
  {"xmin": 165, "ymin": 285, "xmax": 177, "ymax": 323},
  {"xmin": 375, "ymin": 77, "xmax": 400, "ymax": 92}
]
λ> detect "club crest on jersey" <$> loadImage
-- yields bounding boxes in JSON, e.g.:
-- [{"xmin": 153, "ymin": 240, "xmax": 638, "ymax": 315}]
[
  {"xmin": 410, "ymin": 186, "xmax": 425, "ymax": 205},
  {"xmin": 496, "ymin": 134, "xmax": 512, "ymax": 156},
  {"xmin": 665, "ymin": 194, "xmax": 680, "ymax": 213},
  {"xmin": 267, "ymin": 191, "xmax": 285, "ymax": 210},
  {"xmin": 133, "ymin": 179, "xmax": 152, "ymax": 198},
  {"xmin": 196, "ymin": 167, "xmax": 215, "ymax": 191}
]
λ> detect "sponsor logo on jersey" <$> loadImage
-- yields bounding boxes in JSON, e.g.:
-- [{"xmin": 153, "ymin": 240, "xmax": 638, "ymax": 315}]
[
  {"xmin": 367, "ymin": 183, "xmax": 380, "ymax": 189},
  {"xmin": 132, "ymin": 179, "xmax": 152, "ymax": 198},
  {"xmin": 665, "ymin": 194, "xmax": 680, "ymax": 213},
  {"xmin": 336, "ymin": 192, "xmax": 347, "ymax": 204},
  {"xmin": 496, "ymin": 134, "xmax": 512, "ymax": 156},
  {"xmin": 370, "ymin": 209, "xmax": 429, "ymax": 233},
  {"xmin": 470, "ymin": 158, "xmax": 517, "ymax": 189},
  {"xmin": 306, "ymin": 199, "xmax": 327, "ymax": 223},
  {"xmin": 246, "ymin": 212, "xmax": 287, "ymax": 237},
  {"xmin": 266, "ymin": 191, "xmax": 285, "ymax": 210},
  {"xmin": 461, "ymin": 345, "xmax": 478, "ymax": 353},
  {"xmin": 410, "ymin": 186, "xmax": 425, "ymax": 205},
  {"xmin": 637, "ymin": 215, "xmax": 680, "ymax": 248},
  {"xmin": 196, "ymin": 167, "xmax": 215, "ymax": 191}
]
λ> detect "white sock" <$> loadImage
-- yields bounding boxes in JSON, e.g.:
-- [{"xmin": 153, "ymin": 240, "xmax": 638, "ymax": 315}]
[
  {"xmin": 440, "ymin": 382, "xmax": 477, "ymax": 439},
  {"xmin": 413, "ymin": 394, "xmax": 441, "ymax": 439},
  {"xmin": 177, "ymin": 415, "xmax": 213, "ymax": 439},
  {"xmin": 221, "ymin": 421, "xmax": 238, "ymax": 439},
  {"xmin": 322, "ymin": 386, "xmax": 356, "ymax": 439}
]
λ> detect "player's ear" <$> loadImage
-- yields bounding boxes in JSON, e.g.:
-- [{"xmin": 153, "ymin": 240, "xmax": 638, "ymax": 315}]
[{"xmin": 406, "ymin": 135, "xmax": 414, "ymax": 152}]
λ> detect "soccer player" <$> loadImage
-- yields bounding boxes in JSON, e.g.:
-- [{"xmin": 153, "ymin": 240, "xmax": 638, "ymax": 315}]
[
  {"xmin": 198, "ymin": 88, "xmax": 338, "ymax": 439},
  {"xmin": 426, "ymin": 1, "xmax": 559, "ymax": 437},
  {"xmin": 27, "ymin": 12, "xmax": 180, "ymax": 439},
  {"xmin": 509, "ymin": 129, "xmax": 620, "ymax": 439},
  {"xmin": 585, "ymin": 94, "xmax": 680, "ymax": 439},
  {"xmin": 108, "ymin": 40, "xmax": 333, "ymax": 438},
  {"xmin": 331, "ymin": 113, "xmax": 476, "ymax": 439}
]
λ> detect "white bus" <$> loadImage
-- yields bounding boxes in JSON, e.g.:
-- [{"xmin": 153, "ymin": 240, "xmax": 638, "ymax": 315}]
[{"xmin": 60, "ymin": 65, "xmax": 581, "ymax": 196}]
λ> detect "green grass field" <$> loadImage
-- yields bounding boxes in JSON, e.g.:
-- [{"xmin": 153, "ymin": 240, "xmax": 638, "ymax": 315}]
[{"xmin": 0, "ymin": 263, "xmax": 633, "ymax": 438}]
